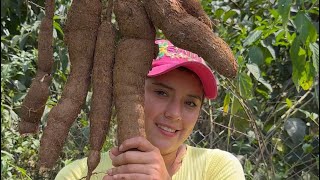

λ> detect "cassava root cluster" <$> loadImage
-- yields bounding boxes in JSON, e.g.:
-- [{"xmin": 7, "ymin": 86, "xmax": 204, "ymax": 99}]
[{"xmin": 18, "ymin": 0, "xmax": 238, "ymax": 179}]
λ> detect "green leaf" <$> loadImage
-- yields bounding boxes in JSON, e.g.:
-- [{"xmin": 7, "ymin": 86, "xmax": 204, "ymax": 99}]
[
  {"xmin": 315, "ymin": 79, "xmax": 319, "ymax": 109},
  {"xmin": 274, "ymin": 29, "xmax": 288, "ymax": 46},
  {"xmin": 299, "ymin": 61, "xmax": 314, "ymax": 90},
  {"xmin": 277, "ymin": 0, "xmax": 292, "ymax": 27},
  {"xmin": 272, "ymin": 138, "xmax": 285, "ymax": 152},
  {"xmin": 237, "ymin": 72, "xmax": 253, "ymax": 99},
  {"xmin": 269, "ymin": 9, "xmax": 280, "ymax": 19},
  {"xmin": 293, "ymin": 12, "xmax": 317, "ymax": 44},
  {"xmin": 53, "ymin": 21, "xmax": 64, "ymax": 36},
  {"xmin": 256, "ymin": 88, "xmax": 269, "ymax": 98},
  {"xmin": 302, "ymin": 143, "xmax": 313, "ymax": 153},
  {"xmin": 309, "ymin": 42, "xmax": 319, "ymax": 75},
  {"xmin": 243, "ymin": 30, "xmax": 262, "ymax": 47},
  {"xmin": 248, "ymin": 46, "xmax": 264, "ymax": 66},
  {"xmin": 290, "ymin": 37, "xmax": 306, "ymax": 90},
  {"xmin": 286, "ymin": 98, "xmax": 293, "ymax": 108},
  {"xmin": 261, "ymin": 36, "xmax": 276, "ymax": 60},
  {"xmin": 231, "ymin": 97, "xmax": 242, "ymax": 117},
  {"xmin": 223, "ymin": 93, "xmax": 230, "ymax": 116},
  {"xmin": 298, "ymin": 109, "xmax": 319, "ymax": 125},
  {"xmin": 214, "ymin": 8, "xmax": 225, "ymax": 18},
  {"xmin": 246, "ymin": 63, "xmax": 273, "ymax": 92},
  {"xmin": 223, "ymin": 9, "xmax": 238, "ymax": 22}
]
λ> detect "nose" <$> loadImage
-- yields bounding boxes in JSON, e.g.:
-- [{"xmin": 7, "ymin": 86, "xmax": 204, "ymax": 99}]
[{"xmin": 164, "ymin": 98, "xmax": 182, "ymax": 121}]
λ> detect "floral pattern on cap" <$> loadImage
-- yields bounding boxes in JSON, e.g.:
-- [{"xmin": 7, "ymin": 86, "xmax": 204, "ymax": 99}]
[{"xmin": 155, "ymin": 39, "xmax": 206, "ymax": 64}]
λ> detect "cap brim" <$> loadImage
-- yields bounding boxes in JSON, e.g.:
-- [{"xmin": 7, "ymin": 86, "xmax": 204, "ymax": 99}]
[{"xmin": 148, "ymin": 61, "xmax": 218, "ymax": 99}]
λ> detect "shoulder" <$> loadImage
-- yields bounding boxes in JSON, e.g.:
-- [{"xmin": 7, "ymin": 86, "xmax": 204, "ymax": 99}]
[
  {"xmin": 187, "ymin": 145, "xmax": 240, "ymax": 163},
  {"xmin": 55, "ymin": 156, "xmax": 88, "ymax": 180},
  {"xmin": 55, "ymin": 152, "xmax": 112, "ymax": 180},
  {"xmin": 186, "ymin": 145, "xmax": 245, "ymax": 180}
]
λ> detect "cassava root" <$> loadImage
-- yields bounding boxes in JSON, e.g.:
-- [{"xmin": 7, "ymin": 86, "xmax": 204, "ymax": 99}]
[
  {"xmin": 39, "ymin": 0, "xmax": 102, "ymax": 171},
  {"xmin": 113, "ymin": 0, "xmax": 156, "ymax": 145},
  {"xmin": 86, "ymin": 0, "xmax": 116, "ymax": 179},
  {"xmin": 144, "ymin": 0, "xmax": 238, "ymax": 78},
  {"xmin": 19, "ymin": 0, "xmax": 54, "ymax": 135}
]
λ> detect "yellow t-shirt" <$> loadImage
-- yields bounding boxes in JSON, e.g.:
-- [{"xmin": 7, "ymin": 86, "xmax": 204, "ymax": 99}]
[{"xmin": 55, "ymin": 145, "xmax": 245, "ymax": 180}]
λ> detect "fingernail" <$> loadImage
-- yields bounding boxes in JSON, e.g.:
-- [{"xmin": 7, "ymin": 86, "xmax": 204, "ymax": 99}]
[
  {"xmin": 119, "ymin": 145, "xmax": 123, "ymax": 151},
  {"xmin": 107, "ymin": 169, "xmax": 112, "ymax": 175}
]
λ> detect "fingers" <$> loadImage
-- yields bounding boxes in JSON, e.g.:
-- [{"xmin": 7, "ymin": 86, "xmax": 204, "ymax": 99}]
[
  {"xmin": 107, "ymin": 164, "xmax": 153, "ymax": 176},
  {"xmin": 119, "ymin": 136, "xmax": 157, "ymax": 152},
  {"xmin": 103, "ymin": 173, "xmax": 150, "ymax": 180},
  {"xmin": 110, "ymin": 146, "xmax": 121, "ymax": 156},
  {"xmin": 110, "ymin": 150, "xmax": 155, "ymax": 166}
]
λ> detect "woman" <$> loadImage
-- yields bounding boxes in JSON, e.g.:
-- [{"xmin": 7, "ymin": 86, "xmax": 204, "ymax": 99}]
[{"xmin": 55, "ymin": 40, "xmax": 245, "ymax": 180}]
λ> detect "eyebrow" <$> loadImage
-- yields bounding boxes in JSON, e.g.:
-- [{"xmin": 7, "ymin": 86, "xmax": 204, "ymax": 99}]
[
  {"xmin": 151, "ymin": 82, "xmax": 203, "ymax": 101},
  {"xmin": 152, "ymin": 82, "xmax": 174, "ymax": 90}
]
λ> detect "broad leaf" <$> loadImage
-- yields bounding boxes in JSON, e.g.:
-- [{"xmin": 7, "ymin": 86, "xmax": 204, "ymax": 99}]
[
  {"xmin": 246, "ymin": 63, "xmax": 273, "ymax": 92},
  {"xmin": 237, "ymin": 72, "xmax": 253, "ymax": 99},
  {"xmin": 243, "ymin": 30, "xmax": 262, "ymax": 47},
  {"xmin": 231, "ymin": 96, "xmax": 241, "ymax": 115},
  {"xmin": 277, "ymin": 0, "xmax": 292, "ymax": 27},
  {"xmin": 261, "ymin": 36, "xmax": 276, "ymax": 60},
  {"xmin": 223, "ymin": 93, "xmax": 230, "ymax": 116},
  {"xmin": 309, "ymin": 42, "xmax": 319, "ymax": 75},
  {"xmin": 299, "ymin": 61, "xmax": 314, "ymax": 90},
  {"xmin": 248, "ymin": 46, "xmax": 264, "ymax": 66},
  {"xmin": 290, "ymin": 37, "xmax": 306, "ymax": 90},
  {"xmin": 223, "ymin": 9, "xmax": 239, "ymax": 22},
  {"xmin": 294, "ymin": 12, "xmax": 317, "ymax": 44}
]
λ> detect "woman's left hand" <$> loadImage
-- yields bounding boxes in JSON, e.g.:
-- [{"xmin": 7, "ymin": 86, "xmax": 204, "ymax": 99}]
[{"xmin": 102, "ymin": 136, "xmax": 171, "ymax": 180}]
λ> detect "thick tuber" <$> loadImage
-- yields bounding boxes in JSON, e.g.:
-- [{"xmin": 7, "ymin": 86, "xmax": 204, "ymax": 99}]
[
  {"xmin": 39, "ymin": 0, "xmax": 102, "ymax": 171},
  {"xmin": 144, "ymin": 0, "xmax": 238, "ymax": 78},
  {"xmin": 19, "ymin": 0, "xmax": 54, "ymax": 135},
  {"xmin": 113, "ymin": 0, "xmax": 156, "ymax": 145},
  {"xmin": 86, "ymin": 0, "xmax": 116, "ymax": 179}
]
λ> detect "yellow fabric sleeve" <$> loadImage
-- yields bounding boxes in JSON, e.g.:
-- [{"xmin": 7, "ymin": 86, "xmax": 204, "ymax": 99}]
[
  {"xmin": 55, "ymin": 145, "xmax": 245, "ymax": 180},
  {"xmin": 55, "ymin": 152, "xmax": 113, "ymax": 180},
  {"xmin": 172, "ymin": 145, "xmax": 245, "ymax": 180}
]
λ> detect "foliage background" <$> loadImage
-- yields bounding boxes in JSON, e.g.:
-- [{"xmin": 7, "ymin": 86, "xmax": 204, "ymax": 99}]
[{"xmin": 1, "ymin": 0, "xmax": 319, "ymax": 179}]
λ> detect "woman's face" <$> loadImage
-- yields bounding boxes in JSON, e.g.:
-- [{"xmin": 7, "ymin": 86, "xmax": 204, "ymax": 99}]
[{"xmin": 144, "ymin": 69, "xmax": 203, "ymax": 155}]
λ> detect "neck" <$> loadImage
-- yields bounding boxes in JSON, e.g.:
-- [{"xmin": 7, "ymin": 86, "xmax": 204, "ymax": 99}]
[
  {"xmin": 161, "ymin": 144, "xmax": 187, "ymax": 176},
  {"xmin": 162, "ymin": 150, "xmax": 178, "ymax": 170}
]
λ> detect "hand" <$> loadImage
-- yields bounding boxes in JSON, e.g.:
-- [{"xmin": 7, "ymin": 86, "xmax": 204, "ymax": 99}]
[{"xmin": 103, "ymin": 136, "xmax": 171, "ymax": 180}]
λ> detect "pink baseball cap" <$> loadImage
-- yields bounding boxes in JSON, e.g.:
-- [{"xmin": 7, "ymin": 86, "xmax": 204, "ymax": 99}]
[{"xmin": 148, "ymin": 39, "xmax": 218, "ymax": 99}]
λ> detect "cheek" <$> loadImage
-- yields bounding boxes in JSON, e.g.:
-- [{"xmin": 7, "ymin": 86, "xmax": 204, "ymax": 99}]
[
  {"xmin": 182, "ymin": 110, "xmax": 200, "ymax": 131},
  {"xmin": 144, "ymin": 93, "xmax": 162, "ymax": 123}
]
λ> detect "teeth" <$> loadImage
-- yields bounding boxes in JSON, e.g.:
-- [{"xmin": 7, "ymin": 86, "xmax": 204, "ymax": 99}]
[{"xmin": 157, "ymin": 124, "xmax": 176, "ymax": 133}]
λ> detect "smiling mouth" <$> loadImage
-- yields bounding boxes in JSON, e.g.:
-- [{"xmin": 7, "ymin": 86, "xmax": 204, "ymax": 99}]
[{"xmin": 156, "ymin": 124, "xmax": 178, "ymax": 133}]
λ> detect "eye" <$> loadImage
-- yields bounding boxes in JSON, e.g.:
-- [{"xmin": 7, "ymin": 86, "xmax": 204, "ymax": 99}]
[
  {"xmin": 185, "ymin": 101, "xmax": 197, "ymax": 108},
  {"xmin": 155, "ymin": 90, "xmax": 168, "ymax": 97}
]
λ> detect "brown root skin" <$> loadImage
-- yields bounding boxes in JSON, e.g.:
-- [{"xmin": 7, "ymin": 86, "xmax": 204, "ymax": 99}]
[
  {"xmin": 39, "ymin": 0, "xmax": 102, "ymax": 169},
  {"xmin": 179, "ymin": 0, "xmax": 213, "ymax": 30},
  {"xmin": 144, "ymin": 0, "xmax": 238, "ymax": 78},
  {"xmin": 87, "ymin": 150, "xmax": 101, "ymax": 180},
  {"xmin": 114, "ymin": 0, "xmax": 155, "ymax": 39},
  {"xmin": 114, "ymin": 0, "xmax": 155, "ymax": 145},
  {"xmin": 18, "ymin": 0, "xmax": 54, "ymax": 135},
  {"xmin": 87, "ymin": 10, "xmax": 116, "ymax": 180},
  {"xmin": 37, "ymin": 0, "xmax": 54, "ymax": 72},
  {"xmin": 19, "ymin": 71, "xmax": 52, "ymax": 134},
  {"xmin": 114, "ymin": 38, "xmax": 155, "ymax": 145}
]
